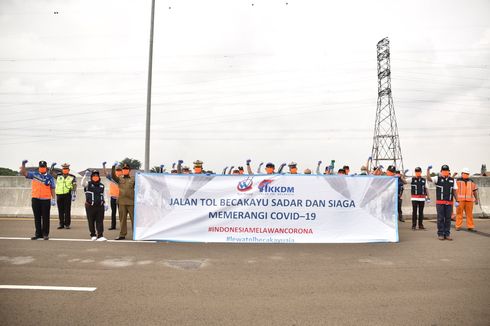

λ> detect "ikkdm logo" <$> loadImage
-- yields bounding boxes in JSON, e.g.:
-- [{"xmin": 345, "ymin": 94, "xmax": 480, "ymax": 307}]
[
  {"xmin": 237, "ymin": 177, "xmax": 254, "ymax": 192},
  {"xmin": 258, "ymin": 179, "xmax": 295, "ymax": 193}
]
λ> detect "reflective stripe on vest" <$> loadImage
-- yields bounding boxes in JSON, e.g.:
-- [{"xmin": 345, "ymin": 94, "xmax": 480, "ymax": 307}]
[
  {"xmin": 411, "ymin": 178, "xmax": 426, "ymax": 197},
  {"xmin": 56, "ymin": 175, "xmax": 74, "ymax": 195},
  {"xmin": 456, "ymin": 179, "xmax": 477, "ymax": 202},
  {"xmin": 435, "ymin": 177, "xmax": 454, "ymax": 202}
]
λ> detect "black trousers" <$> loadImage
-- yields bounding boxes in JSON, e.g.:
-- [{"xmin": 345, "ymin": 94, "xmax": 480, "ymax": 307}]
[
  {"xmin": 110, "ymin": 197, "xmax": 117, "ymax": 229},
  {"xmin": 411, "ymin": 201, "xmax": 425, "ymax": 227},
  {"xmin": 32, "ymin": 198, "xmax": 51, "ymax": 237},
  {"xmin": 85, "ymin": 205, "xmax": 104, "ymax": 237},
  {"xmin": 398, "ymin": 198, "xmax": 403, "ymax": 220},
  {"xmin": 436, "ymin": 204, "xmax": 452, "ymax": 237},
  {"xmin": 56, "ymin": 193, "xmax": 72, "ymax": 227}
]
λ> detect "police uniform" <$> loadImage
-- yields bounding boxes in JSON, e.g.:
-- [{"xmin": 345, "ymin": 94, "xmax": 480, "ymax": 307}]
[
  {"xmin": 112, "ymin": 164, "xmax": 135, "ymax": 239},
  {"xmin": 55, "ymin": 163, "xmax": 76, "ymax": 228}
]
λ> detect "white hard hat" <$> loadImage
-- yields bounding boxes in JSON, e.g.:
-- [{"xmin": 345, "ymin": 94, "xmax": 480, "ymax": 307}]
[{"xmin": 461, "ymin": 167, "xmax": 470, "ymax": 175}]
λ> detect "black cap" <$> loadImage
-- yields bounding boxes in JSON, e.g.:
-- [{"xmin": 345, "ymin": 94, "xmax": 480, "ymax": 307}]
[
  {"xmin": 387, "ymin": 165, "xmax": 396, "ymax": 173},
  {"xmin": 238, "ymin": 166, "xmax": 244, "ymax": 171},
  {"xmin": 415, "ymin": 167, "xmax": 422, "ymax": 172},
  {"xmin": 38, "ymin": 161, "xmax": 47, "ymax": 167},
  {"xmin": 441, "ymin": 165, "xmax": 450, "ymax": 171},
  {"xmin": 122, "ymin": 163, "xmax": 130, "ymax": 169},
  {"xmin": 343, "ymin": 165, "xmax": 350, "ymax": 170},
  {"xmin": 338, "ymin": 169, "xmax": 346, "ymax": 174},
  {"xmin": 91, "ymin": 170, "xmax": 100, "ymax": 176},
  {"xmin": 266, "ymin": 163, "xmax": 275, "ymax": 168}
]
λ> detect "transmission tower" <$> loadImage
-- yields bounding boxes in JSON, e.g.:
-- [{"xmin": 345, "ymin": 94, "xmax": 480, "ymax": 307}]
[{"xmin": 371, "ymin": 37, "xmax": 404, "ymax": 172}]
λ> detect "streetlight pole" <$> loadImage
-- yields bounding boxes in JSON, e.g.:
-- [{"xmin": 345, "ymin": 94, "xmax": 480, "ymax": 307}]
[{"xmin": 144, "ymin": 0, "xmax": 156, "ymax": 172}]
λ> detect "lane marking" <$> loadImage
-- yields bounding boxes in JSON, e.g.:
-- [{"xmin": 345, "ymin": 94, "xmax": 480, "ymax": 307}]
[
  {"xmin": 0, "ymin": 237, "xmax": 156, "ymax": 243},
  {"xmin": 0, "ymin": 285, "xmax": 96, "ymax": 292}
]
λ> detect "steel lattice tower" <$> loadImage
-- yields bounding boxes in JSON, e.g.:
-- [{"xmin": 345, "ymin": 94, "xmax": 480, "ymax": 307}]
[{"xmin": 371, "ymin": 37, "xmax": 404, "ymax": 171}]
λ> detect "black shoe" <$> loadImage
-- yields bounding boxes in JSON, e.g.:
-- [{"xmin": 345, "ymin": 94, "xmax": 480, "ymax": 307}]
[
  {"xmin": 57, "ymin": 226, "xmax": 64, "ymax": 229},
  {"xmin": 31, "ymin": 236, "xmax": 40, "ymax": 240},
  {"xmin": 65, "ymin": 226, "xmax": 71, "ymax": 229},
  {"xmin": 444, "ymin": 236, "xmax": 453, "ymax": 241},
  {"xmin": 108, "ymin": 227, "xmax": 116, "ymax": 230},
  {"xmin": 468, "ymin": 228, "xmax": 476, "ymax": 232},
  {"xmin": 399, "ymin": 218, "xmax": 405, "ymax": 223},
  {"xmin": 43, "ymin": 236, "xmax": 49, "ymax": 240},
  {"xmin": 115, "ymin": 236, "xmax": 125, "ymax": 240},
  {"xmin": 411, "ymin": 226, "xmax": 416, "ymax": 231},
  {"xmin": 419, "ymin": 226, "xmax": 426, "ymax": 230}
]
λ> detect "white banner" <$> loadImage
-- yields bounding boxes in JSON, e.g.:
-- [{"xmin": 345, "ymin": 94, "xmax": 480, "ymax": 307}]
[{"xmin": 134, "ymin": 174, "xmax": 399, "ymax": 243}]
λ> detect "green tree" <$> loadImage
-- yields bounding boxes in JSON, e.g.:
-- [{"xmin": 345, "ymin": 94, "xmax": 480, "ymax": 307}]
[
  {"xmin": 120, "ymin": 158, "xmax": 142, "ymax": 170},
  {"xmin": 0, "ymin": 167, "xmax": 18, "ymax": 176}
]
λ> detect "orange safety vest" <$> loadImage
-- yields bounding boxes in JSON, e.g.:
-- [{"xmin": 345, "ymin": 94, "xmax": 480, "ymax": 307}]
[
  {"xmin": 109, "ymin": 182, "xmax": 119, "ymax": 198},
  {"xmin": 455, "ymin": 179, "xmax": 477, "ymax": 202},
  {"xmin": 32, "ymin": 179, "xmax": 52, "ymax": 199}
]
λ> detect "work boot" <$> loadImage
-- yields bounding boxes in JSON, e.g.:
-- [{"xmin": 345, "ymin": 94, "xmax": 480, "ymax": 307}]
[
  {"xmin": 468, "ymin": 228, "xmax": 476, "ymax": 232},
  {"xmin": 57, "ymin": 226, "xmax": 64, "ymax": 229}
]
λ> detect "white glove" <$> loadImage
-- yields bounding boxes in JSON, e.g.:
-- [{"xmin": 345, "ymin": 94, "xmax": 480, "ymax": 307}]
[
  {"xmin": 104, "ymin": 204, "xmax": 109, "ymax": 211},
  {"xmin": 51, "ymin": 199, "xmax": 56, "ymax": 206}
]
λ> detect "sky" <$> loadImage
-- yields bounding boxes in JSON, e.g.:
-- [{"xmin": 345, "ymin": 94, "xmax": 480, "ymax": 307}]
[{"xmin": 0, "ymin": 0, "xmax": 489, "ymax": 174}]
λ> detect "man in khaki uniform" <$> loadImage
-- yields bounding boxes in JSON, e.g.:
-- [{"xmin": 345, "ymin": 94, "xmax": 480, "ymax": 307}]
[{"xmin": 111, "ymin": 163, "xmax": 135, "ymax": 240}]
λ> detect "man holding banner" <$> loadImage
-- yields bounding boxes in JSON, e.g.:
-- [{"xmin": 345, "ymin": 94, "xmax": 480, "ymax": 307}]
[{"xmin": 112, "ymin": 163, "xmax": 135, "ymax": 240}]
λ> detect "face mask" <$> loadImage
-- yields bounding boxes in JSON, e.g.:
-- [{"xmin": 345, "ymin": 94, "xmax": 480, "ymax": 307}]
[
  {"xmin": 122, "ymin": 169, "xmax": 130, "ymax": 176},
  {"xmin": 462, "ymin": 173, "xmax": 469, "ymax": 180},
  {"xmin": 91, "ymin": 176, "xmax": 100, "ymax": 182},
  {"xmin": 290, "ymin": 168, "xmax": 298, "ymax": 174},
  {"xmin": 266, "ymin": 167, "xmax": 274, "ymax": 174},
  {"xmin": 194, "ymin": 167, "xmax": 202, "ymax": 174},
  {"xmin": 39, "ymin": 167, "xmax": 47, "ymax": 174},
  {"xmin": 116, "ymin": 170, "xmax": 123, "ymax": 177},
  {"xmin": 62, "ymin": 169, "xmax": 69, "ymax": 175},
  {"xmin": 441, "ymin": 171, "xmax": 449, "ymax": 177},
  {"xmin": 415, "ymin": 172, "xmax": 422, "ymax": 177}
]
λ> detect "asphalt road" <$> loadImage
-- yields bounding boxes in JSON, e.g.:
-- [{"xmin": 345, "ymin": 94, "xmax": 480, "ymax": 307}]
[{"xmin": 0, "ymin": 217, "xmax": 489, "ymax": 326}]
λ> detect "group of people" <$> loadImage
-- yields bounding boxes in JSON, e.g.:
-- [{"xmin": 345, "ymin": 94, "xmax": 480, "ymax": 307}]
[
  {"xmin": 19, "ymin": 158, "xmax": 480, "ymax": 242},
  {"xmin": 20, "ymin": 160, "xmax": 136, "ymax": 241}
]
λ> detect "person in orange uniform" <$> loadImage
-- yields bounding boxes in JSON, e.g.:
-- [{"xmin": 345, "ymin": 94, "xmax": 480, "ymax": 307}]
[
  {"xmin": 20, "ymin": 160, "xmax": 56, "ymax": 240},
  {"xmin": 455, "ymin": 168, "xmax": 479, "ymax": 232},
  {"xmin": 103, "ymin": 161, "xmax": 121, "ymax": 230}
]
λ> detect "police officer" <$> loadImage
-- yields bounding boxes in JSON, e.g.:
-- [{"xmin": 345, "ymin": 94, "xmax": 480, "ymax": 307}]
[
  {"xmin": 427, "ymin": 165, "xmax": 458, "ymax": 240},
  {"xmin": 82, "ymin": 170, "xmax": 107, "ymax": 241},
  {"xmin": 53, "ymin": 163, "xmax": 77, "ymax": 229},
  {"xmin": 112, "ymin": 163, "xmax": 135, "ymax": 240},
  {"xmin": 20, "ymin": 160, "xmax": 56, "ymax": 240},
  {"xmin": 193, "ymin": 160, "xmax": 204, "ymax": 174},
  {"xmin": 410, "ymin": 167, "xmax": 428, "ymax": 230}
]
